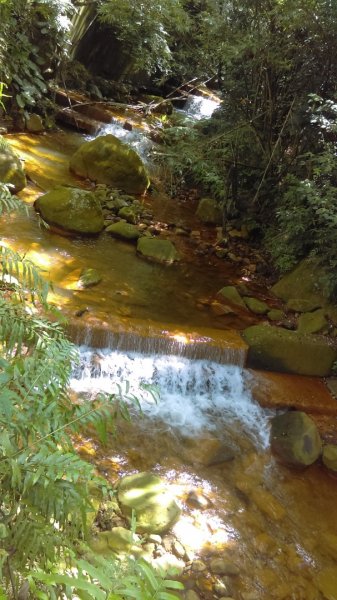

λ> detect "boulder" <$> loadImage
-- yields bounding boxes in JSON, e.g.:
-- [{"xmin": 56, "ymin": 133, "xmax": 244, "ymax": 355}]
[
  {"xmin": 117, "ymin": 472, "xmax": 181, "ymax": 534},
  {"xmin": 267, "ymin": 309, "xmax": 285, "ymax": 321},
  {"xmin": 89, "ymin": 527, "xmax": 141, "ymax": 556},
  {"xmin": 35, "ymin": 186, "xmax": 104, "ymax": 234},
  {"xmin": 137, "ymin": 237, "xmax": 180, "ymax": 264},
  {"xmin": 242, "ymin": 324, "xmax": 337, "ymax": 376},
  {"xmin": 26, "ymin": 113, "xmax": 44, "ymax": 133},
  {"xmin": 286, "ymin": 298, "xmax": 321, "ymax": 313},
  {"xmin": 106, "ymin": 220, "xmax": 141, "ymax": 241},
  {"xmin": 271, "ymin": 411, "xmax": 322, "ymax": 467},
  {"xmin": 297, "ymin": 308, "xmax": 328, "ymax": 334},
  {"xmin": 118, "ymin": 205, "xmax": 138, "ymax": 224},
  {"xmin": 271, "ymin": 259, "xmax": 327, "ymax": 307},
  {"xmin": 243, "ymin": 296, "xmax": 269, "ymax": 315},
  {"xmin": 196, "ymin": 197, "xmax": 222, "ymax": 225},
  {"xmin": 78, "ymin": 268, "xmax": 102, "ymax": 288},
  {"xmin": 322, "ymin": 444, "xmax": 337, "ymax": 472},
  {"xmin": 217, "ymin": 286, "xmax": 247, "ymax": 310},
  {"xmin": 69, "ymin": 134, "xmax": 150, "ymax": 194},
  {"xmin": 0, "ymin": 139, "xmax": 26, "ymax": 192}
]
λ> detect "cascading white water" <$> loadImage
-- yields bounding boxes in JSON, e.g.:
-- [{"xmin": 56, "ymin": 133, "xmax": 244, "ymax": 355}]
[
  {"xmin": 182, "ymin": 95, "xmax": 220, "ymax": 120},
  {"xmin": 97, "ymin": 121, "xmax": 154, "ymax": 161},
  {"xmin": 70, "ymin": 347, "xmax": 271, "ymax": 448}
]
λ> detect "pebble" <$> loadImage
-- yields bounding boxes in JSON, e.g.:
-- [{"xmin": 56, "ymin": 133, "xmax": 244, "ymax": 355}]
[
  {"xmin": 147, "ymin": 534, "xmax": 162, "ymax": 544},
  {"xmin": 214, "ymin": 577, "xmax": 232, "ymax": 596},
  {"xmin": 191, "ymin": 559, "xmax": 207, "ymax": 573}
]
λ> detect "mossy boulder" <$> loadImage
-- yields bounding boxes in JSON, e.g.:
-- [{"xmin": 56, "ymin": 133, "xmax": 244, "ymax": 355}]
[
  {"xmin": 271, "ymin": 259, "xmax": 327, "ymax": 308},
  {"xmin": 35, "ymin": 186, "xmax": 104, "ymax": 234},
  {"xmin": 271, "ymin": 411, "xmax": 322, "ymax": 467},
  {"xmin": 89, "ymin": 527, "xmax": 141, "ymax": 556},
  {"xmin": 118, "ymin": 206, "xmax": 138, "ymax": 224},
  {"xmin": 242, "ymin": 324, "xmax": 337, "ymax": 376},
  {"xmin": 106, "ymin": 220, "xmax": 141, "ymax": 241},
  {"xmin": 117, "ymin": 472, "xmax": 181, "ymax": 534},
  {"xmin": 322, "ymin": 444, "xmax": 337, "ymax": 472},
  {"xmin": 243, "ymin": 296, "xmax": 269, "ymax": 315},
  {"xmin": 297, "ymin": 308, "xmax": 328, "ymax": 334},
  {"xmin": 78, "ymin": 268, "xmax": 102, "ymax": 288},
  {"xmin": 196, "ymin": 197, "xmax": 222, "ymax": 225},
  {"xmin": 268, "ymin": 309, "xmax": 285, "ymax": 321},
  {"xmin": 0, "ymin": 140, "xmax": 26, "ymax": 192},
  {"xmin": 69, "ymin": 134, "xmax": 150, "ymax": 194},
  {"xmin": 26, "ymin": 113, "xmax": 44, "ymax": 133},
  {"xmin": 137, "ymin": 237, "xmax": 180, "ymax": 264},
  {"xmin": 217, "ymin": 286, "xmax": 247, "ymax": 310}
]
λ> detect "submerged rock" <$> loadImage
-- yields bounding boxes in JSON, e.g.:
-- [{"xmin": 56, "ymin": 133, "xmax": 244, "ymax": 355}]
[
  {"xmin": 78, "ymin": 267, "xmax": 102, "ymax": 288},
  {"xmin": 217, "ymin": 286, "xmax": 247, "ymax": 311},
  {"xmin": 137, "ymin": 237, "xmax": 180, "ymax": 264},
  {"xmin": 69, "ymin": 134, "xmax": 150, "ymax": 194},
  {"xmin": 0, "ymin": 139, "xmax": 26, "ymax": 192},
  {"xmin": 243, "ymin": 296, "xmax": 269, "ymax": 315},
  {"xmin": 196, "ymin": 197, "xmax": 222, "ymax": 225},
  {"xmin": 35, "ymin": 186, "xmax": 104, "ymax": 234},
  {"xmin": 26, "ymin": 113, "xmax": 44, "ymax": 133},
  {"xmin": 117, "ymin": 472, "xmax": 181, "ymax": 534},
  {"xmin": 271, "ymin": 411, "xmax": 322, "ymax": 467},
  {"xmin": 242, "ymin": 324, "xmax": 337, "ymax": 376},
  {"xmin": 297, "ymin": 308, "xmax": 328, "ymax": 334}
]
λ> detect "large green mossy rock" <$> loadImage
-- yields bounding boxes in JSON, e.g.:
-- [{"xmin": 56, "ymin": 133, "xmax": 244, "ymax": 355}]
[
  {"xmin": 271, "ymin": 259, "xmax": 327, "ymax": 308},
  {"xmin": 196, "ymin": 197, "xmax": 222, "ymax": 225},
  {"xmin": 297, "ymin": 308, "xmax": 328, "ymax": 334},
  {"xmin": 242, "ymin": 324, "xmax": 337, "ymax": 376},
  {"xmin": 117, "ymin": 472, "xmax": 181, "ymax": 534},
  {"xmin": 243, "ymin": 296, "xmax": 269, "ymax": 315},
  {"xmin": 106, "ymin": 220, "xmax": 141, "ymax": 241},
  {"xmin": 69, "ymin": 134, "xmax": 150, "ymax": 195},
  {"xmin": 271, "ymin": 411, "xmax": 322, "ymax": 467},
  {"xmin": 35, "ymin": 186, "xmax": 104, "ymax": 234},
  {"xmin": 0, "ymin": 140, "xmax": 26, "ymax": 192},
  {"xmin": 78, "ymin": 267, "xmax": 102, "ymax": 288},
  {"xmin": 137, "ymin": 237, "xmax": 180, "ymax": 264},
  {"xmin": 89, "ymin": 527, "xmax": 141, "ymax": 556}
]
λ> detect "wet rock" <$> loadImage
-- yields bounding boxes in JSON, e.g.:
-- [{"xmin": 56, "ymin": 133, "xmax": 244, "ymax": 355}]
[
  {"xmin": 213, "ymin": 578, "xmax": 233, "ymax": 596},
  {"xmin": 271, "ymin": 259, "xmax": 327, "ymax": 308},
  {"xmin": 69, "ymin": 134, "xmax": 150, "ymax": 194},
  {"xmin": 217, "ymin": 286, "xmax": 247, "ymax": 311},
  {"xmin": 192, "ymin": 560, "xmax": 207, "ymax": 573},
  {"xmin": 286, "ymin": 298, "xmax": 322, "ymax": 313},
  {"xmin": 207, "ymin": 444, "xmax": 236, "ymax": 466},
  {"xmin": 322, "ymin": 444, "xmax": 337, "ymax": 472},
  {"xmin": 137, "ymin": 237, "xmax": 180, "ymax": 265},
  {"xmin": 242, "ymin": 324, "xmax": 337, "ymax": 376},
  {"xmin": 321, "ymin": 532, "xmax": 337, "ymax": 561},
  {"xmin": 78, "ymin": 268, "xmax": 102, "ymax": 288},
  {"xmin": 0, "ymin": 140, "xmax": 26, "ymax": 192},
  {"xmin": 297, "ymin": 308, "xmax": 328, "ymax": 334},
  {"xmin": 118, "ymin": 205, "xmax": 139, "ymax": 224},
  {"xmin": 35, "ymin": 186, "xmax": 104, "ymax": 234},
  {"xmin": 196, "ymin": 197, "xmax": 222, "ymax": 225},
  {"xmin": 185, "ymin": 591, "xmax": 200, "ymax": 600},
  {"xmin": 26, "ymin": 113, "xmax": 44, "ymax": 133},
  {"xmin": 147, "ymin": 534, "xmax": 162, "ymax": 544},
  {"xmin": 267, "ymin": 309, "xmax": 284, "ymax": 321},
  {"xmin": 210, "ymin": 301, "xmax": 235, "ymax": 316},
  {"xmin": 243, "ymin": 296, "xmax": 269, "ymax": 315},
  {"xmin": 173, "ymin": 540, "xmax": 186, "ymax": 559},
  {"xmin": 106, "ymin": 220, "xmax": 141, "ymax": 241},
  {"xmin": 210, "ymin": 558, "xmax": 240, "ymax": 576},
  {"xmin": 117, "ymin": 472, "xmax": 181, "ymax": 534},
  {"xmin": 271, "ymin": 411, "xmax": 322, "ymax": 467},
  {"xmin": 186, "ymin": 490, "xmax": 210, "ymax": 509}
]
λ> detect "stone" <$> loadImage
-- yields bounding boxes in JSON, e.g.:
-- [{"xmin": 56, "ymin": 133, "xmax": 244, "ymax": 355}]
[
  {"xmin": 137, "ymin": 237, "xmax": 180, "ymax": 265},
  {"xmin": 118, "ymin": 206, "xmax": 139, "ymax": 224},
  {"xmin": 243, "ymin": 296, "xmax": 269, "ymax": 315},
  {"xmin": 271, "ymin": 411, "xmax": 322, "ymax": 467},
  {"xmin": 186, "ymin": 490, "xmax": 210, "ymax": 509},
  {"xmin": 209, "ymin": 559, "xmax": 240, "ymax": 576},
  {"xmin": 106, "ymin": 220, "xmax": 141, "ymax": 241},
  {"xmin": 89, "ymin": 527, "xmax": 140, "ymax": 555},
  {"xmin": 286, "ymin": 298, "xmax": 322, "ymax": 313},
  {"xmin": 267, "ymin": 309, "xmax": 284, "ymax": 321},
  {"xmin": 217, "ymin": 286, "xmax": 247, "ymax": 310},
  {"xmin": 196, "ymin": 197, "xmax": 222, "ymax": 225},
  {"xmin": 316, "ymin": 567, "xmax": 337, "ymax": 600},
  {"xmin": 0, "ymin": 139, "xmax": 26, "ymax": 192},
  {"xmin": 242, "ymin": 324, "xmax": 337, "ymax": 376},
  {"xmin": 185, "ymin": 591, "xmax": 200, "ymax": 600},
  {"xmin": 297, "ymin": 308, "xmax": 328, "ymax": 334},
  {"xmin": 322, "ymin": 444, "xmax": 337, "ymax": 472},
  {"xmin": 69, "ymin": 134, "xmax": 150, "ymax": 194},
  {"xmin": 117, "ymin": 472, "xmax": 181, "ymax": 534},
  {"xmin": 26, "ymin": 113, "xmax": 44, "ymax": 133},
  {"xmin": 271, "ymin": 259, "xmax": 327, "ymax": 307},
  {"xmin": 78, "ymin": 268, "xmax": 102, "ymax": 288},
  {"xmin": 192, "ymin": 560, "xmax": 207, "ymax": 572},
  {"xmin": 35, "ymin": 186, "xmax": 104, "ymax": 234}
]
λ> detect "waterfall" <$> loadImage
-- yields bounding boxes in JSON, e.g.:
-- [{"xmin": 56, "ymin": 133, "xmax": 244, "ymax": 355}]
[{"xmin": 70, "ymin": 347, "xmax": 271, "ymax": 448}]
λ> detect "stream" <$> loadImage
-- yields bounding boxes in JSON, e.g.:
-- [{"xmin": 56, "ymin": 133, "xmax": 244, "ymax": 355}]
[{"xmin": 2, "ymin": 96, "xmax": 337, "ymax": 600}]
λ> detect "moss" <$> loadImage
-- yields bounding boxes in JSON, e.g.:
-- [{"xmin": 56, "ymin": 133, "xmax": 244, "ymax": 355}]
[
  {"xmin": 35, "ymin": 186, "xmax": 104, "ymax": 234},
  {"xmin": 137, "ymin": 237, "xmax": 180, "ymax": 264}
]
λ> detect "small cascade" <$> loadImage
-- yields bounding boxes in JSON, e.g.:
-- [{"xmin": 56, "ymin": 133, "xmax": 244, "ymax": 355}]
[
  {"xmin": 183, "ymin": 95, "xmax": 220, "ymax": 120},
  {"xmin": 67, "ymin": 320, "xmax": 248, "ymax": 367},
  {"xmin": 70, "ymin": 347, "xmax": 271, "ymax": 447},
  {"xmin": 97, "ymin": 121, "xmax": 154, "ymax": 161}
]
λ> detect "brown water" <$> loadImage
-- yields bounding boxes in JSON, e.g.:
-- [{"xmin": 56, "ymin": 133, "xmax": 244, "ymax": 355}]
[{"xmin": 3, "ymin": 128, "xmax": 337, "ymax": 600}]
